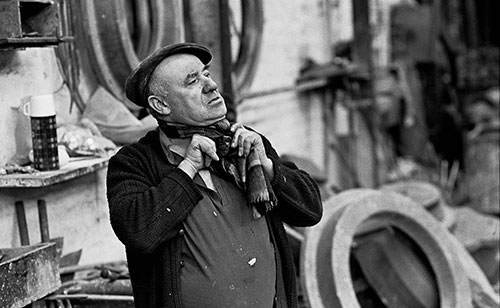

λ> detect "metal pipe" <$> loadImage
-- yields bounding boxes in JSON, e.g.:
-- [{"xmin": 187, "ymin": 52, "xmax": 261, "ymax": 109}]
[
  {"xmin": 15, "ymin": 201, "xmax": 30, "ymax": 245},
  {"xmin": 242, "ymin": 79, "xmax": 328, "ymax": 100},
  {"xmin": 37, "ymin": 199, "xmax": 50, "ymax": 243}
]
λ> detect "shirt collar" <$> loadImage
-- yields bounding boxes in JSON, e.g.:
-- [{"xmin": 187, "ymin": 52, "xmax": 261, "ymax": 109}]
[{"xmin": 159, "ymin": 129, "xmax": 188, "ymax": 165}]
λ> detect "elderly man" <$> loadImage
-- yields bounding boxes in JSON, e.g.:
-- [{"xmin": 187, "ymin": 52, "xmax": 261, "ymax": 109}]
[{"xmin": 106, "ymin": 42, "xmax": 322, "ymax": 308}]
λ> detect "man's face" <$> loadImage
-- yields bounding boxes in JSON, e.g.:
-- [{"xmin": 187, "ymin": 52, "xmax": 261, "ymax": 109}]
[{"xmin": 151, "ymin": 53, "xmax": 227, "ymax": 126}]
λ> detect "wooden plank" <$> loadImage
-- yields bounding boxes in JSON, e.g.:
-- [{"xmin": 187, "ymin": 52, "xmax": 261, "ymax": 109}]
[
  {"xmin": 0, "ymin": 0, "xmax": 22, "ymax": 38},
  {"xmin": 0, "ymin": 243, "xmax": 60, "ymax": 308},
  {"xmin": 0, "ymin": 157, "xmax": 108, "ymax": 188}
]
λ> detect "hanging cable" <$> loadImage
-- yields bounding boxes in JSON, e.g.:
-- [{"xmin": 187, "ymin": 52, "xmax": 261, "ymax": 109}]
[{"xmin": 55, "ymin": 0, "xmax": 85, "ymax": 114}]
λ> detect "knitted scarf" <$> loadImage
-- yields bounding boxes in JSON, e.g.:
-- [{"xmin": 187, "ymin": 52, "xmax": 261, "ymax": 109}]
[{"xmin": 158, "ymin": 119, "xmax": 277, "ymax": 219}]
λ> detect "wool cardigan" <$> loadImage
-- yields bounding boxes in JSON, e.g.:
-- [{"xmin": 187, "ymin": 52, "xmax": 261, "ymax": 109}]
[{"xmin": 106, "ymin": 129, "xmax": 323, "ymax": 308}]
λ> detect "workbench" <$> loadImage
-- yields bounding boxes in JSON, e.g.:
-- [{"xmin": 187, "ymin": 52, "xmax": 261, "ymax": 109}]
[
  {"xmin": 0, "ymin": 156, "xmax": 111, "ymax": 308},
  {"xmin": 0, "ymin": 156, "xmax": 109, "ymax": 188}
]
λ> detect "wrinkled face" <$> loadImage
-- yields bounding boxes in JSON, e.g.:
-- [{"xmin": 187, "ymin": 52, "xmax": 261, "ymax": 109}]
[{"xmin": 149, "ymin": 53, "xmax": 227, "ymax": 126}]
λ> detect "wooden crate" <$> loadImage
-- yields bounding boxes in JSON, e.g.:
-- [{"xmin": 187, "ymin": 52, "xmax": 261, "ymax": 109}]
[{"xmin": 0, "ymin": 242, "xmax": 60, "ymax": 308}]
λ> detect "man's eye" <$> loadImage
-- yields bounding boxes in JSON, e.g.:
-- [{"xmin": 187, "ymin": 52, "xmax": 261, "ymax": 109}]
[
  {"xmin": 203, "ymin": 71, "xmax": 211, "ymax": 77},
  {"xmin": 188, "ymin": 78, "xmax": 198, "ymax": 85}
]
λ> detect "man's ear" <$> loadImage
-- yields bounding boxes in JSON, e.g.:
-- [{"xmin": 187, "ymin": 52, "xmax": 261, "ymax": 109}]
[{"xmin": 147, "ymin": 95, "xmax": 171, "ymax": 115}]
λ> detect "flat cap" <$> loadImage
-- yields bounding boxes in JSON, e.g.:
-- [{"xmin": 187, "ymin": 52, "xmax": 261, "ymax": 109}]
[{"xmin": 125, "ymin": 42, "xmax": 212, "ymax": 108}]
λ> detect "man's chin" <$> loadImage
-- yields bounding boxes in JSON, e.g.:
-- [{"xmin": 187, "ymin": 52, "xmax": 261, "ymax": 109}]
[{"xmin": 207, "ymin": 115, "xmax": 227, "ymax": 126}]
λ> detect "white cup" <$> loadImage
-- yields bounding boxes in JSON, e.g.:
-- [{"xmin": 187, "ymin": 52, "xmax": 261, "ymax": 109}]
[{"xmin": 23, "ymin": 94, "xmax": 56, "ymax": 117}]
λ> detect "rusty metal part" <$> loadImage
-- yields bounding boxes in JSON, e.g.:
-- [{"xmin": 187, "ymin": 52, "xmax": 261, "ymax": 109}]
[
  {"xmin": 80, "ymin": 0, "xmax": 182, "ymax": 109},
  {"xmin": 301, "ymin": 189, "xmax": 472, "ymax": 308}
]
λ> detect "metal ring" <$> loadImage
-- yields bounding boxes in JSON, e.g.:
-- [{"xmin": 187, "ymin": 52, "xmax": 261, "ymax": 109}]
[
  {"xmin": 380, "ymin": 180, "xmax": 456, "ymax": 229},
  {"xmin": 300, "ymin": 189, "xmax": 374, "ymax": 308},
  {"xmin": 148, "ymin": 0, "xmax": 183, "ymax": 54},
  {"xmin": 132, "ymin": 0, "xmax": 152, "ymax": 60},
  {"xmin": 232, "ymin": 0, "xmax": 264, "ymax": 99},
  {"xmin": 301, "ymin": 189, "xmax": 472, "ymax": 308},
  {"xmin": 331, "ymin": 191, "xmax": 471, "ymax": 308}
]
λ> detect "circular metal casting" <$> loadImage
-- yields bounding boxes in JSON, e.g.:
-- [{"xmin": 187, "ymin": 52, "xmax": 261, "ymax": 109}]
[
  {"xmin": 380, "ymin": 180, "xmax": 441, "ymax": 209},
  {"xmin": 301, "ymin": 189, "xmax": 472, "ymax": 308},
  {"xmin": 231, "ymin": 0, "xmax": 264, "ymax": 97},
  {"xmin": 80, "ymin": 0, "xmax": 263, "ymax": 109},
  {"xmin": 300, "ymin": 189, "xmax": 374, "ymax": 308},
  {"xmin": 330, "ymin": 191, "xmax": 471, "ymax": 308},
  {"xmin": 447, "ymin": 227, "xmax": 500, "ymax": 305},
  {"xmin": 380, "ymin": 180, "xmax": 456, "ymax": 229},
  {"xmin": 80, "ymin": 0, "xmax": 182, "ymax": 110}
]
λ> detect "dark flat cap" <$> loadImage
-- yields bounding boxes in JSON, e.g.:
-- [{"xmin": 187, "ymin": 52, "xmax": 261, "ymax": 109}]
[{"xmin": 125, "ymin": 42, "xmax": 212, "ymax": 108}]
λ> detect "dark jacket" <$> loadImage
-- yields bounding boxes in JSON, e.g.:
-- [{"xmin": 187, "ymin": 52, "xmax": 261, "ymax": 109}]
[{"xmin": 106, "ymin": 129, "xmax": 322, "ymax": 308}]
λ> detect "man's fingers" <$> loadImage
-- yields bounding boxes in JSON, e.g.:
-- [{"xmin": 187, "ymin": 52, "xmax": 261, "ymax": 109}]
[
  {"xmin": 185, "ymin": 135, "xmax": 219, "ymax": 171},
  {"xmin": 231, "ymin": 129, "xmax": 243, "ymax": 148},
  {"xmin": 242, "ymin": 138, "xmax": 253, "ymax": 157},
  {"xmin": 199, "ymin": 142, "xmax": 219, "ymax": 162},
  {"xmin": 230, "ymin": 123, "xmax": 247, "ymax": 148},
  {"xmin": 238, "ymin": 157, "xmax": 247, "ymax": 183},
  {"xmin": 235, "ymin": 131, "xmax": 259, "ymax": 157},
  {"xmin": 230, "ymin": 123, "xmax": 244, "ymax": 133},
  {"xmin": 237, "ymin": 135, "xmax": 244, "ymax": 156}
]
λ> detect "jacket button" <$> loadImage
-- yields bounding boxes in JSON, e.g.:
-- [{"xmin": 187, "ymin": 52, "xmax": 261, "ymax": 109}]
[
  {"xmin": 178, "ymin": 229, "xmax": 185, "ymax": 236},
  {"xmin": 180, "ymin": 260, "xmax": 185, "ymax": 268}
]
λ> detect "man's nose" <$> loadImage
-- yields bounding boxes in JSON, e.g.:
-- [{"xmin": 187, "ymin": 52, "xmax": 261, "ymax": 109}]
[{"xmin": 202, "ymin": 76, "xmax": 218, "ymax": 93}]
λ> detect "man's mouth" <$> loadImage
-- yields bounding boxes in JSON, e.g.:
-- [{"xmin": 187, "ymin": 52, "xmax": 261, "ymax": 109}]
[{"xmin": 208, "ymin": 96, "xmax": 222, "ymax": 105}]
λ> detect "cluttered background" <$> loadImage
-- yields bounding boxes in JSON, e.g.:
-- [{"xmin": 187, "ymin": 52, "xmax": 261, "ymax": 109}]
[{"xmin": 0, "ymin": 0, "xmax": 498, "ymax": 307}]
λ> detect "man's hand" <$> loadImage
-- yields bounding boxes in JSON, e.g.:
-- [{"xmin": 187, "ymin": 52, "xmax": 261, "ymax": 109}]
[
  {"xmin": 178, "ymin": 134, "xmax": 219, "ymax": 178},
  {"xmin": 230, "ymin": 123, "xmax": 274, "ymax": 180}
]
